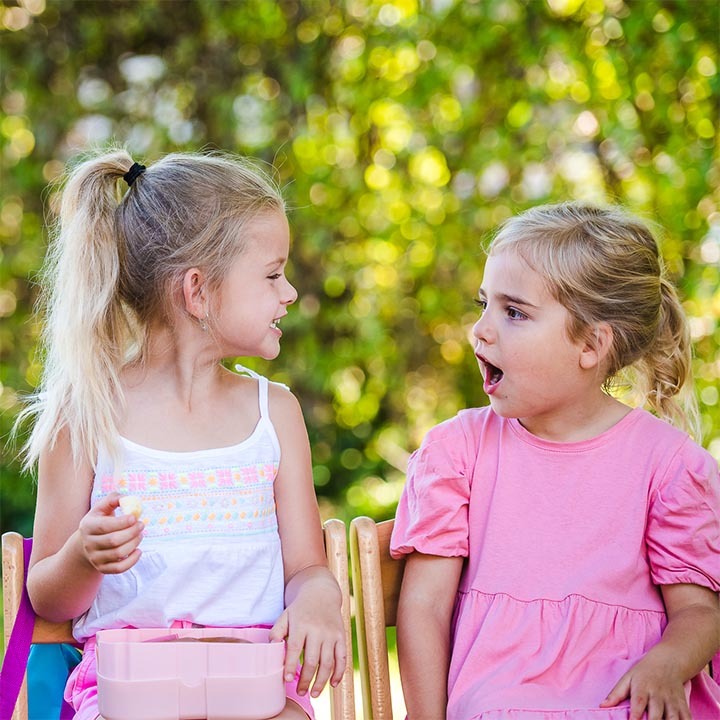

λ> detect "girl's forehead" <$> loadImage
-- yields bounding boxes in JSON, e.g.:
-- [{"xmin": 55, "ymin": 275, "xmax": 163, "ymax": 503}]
[
  {"xmin": 224, "ymin": 217, "xmax": 289, "ymax": 277},
  {"xmin": 483, "ymin": 249, "xmax": 541, "ymax": 285},
  {"xmin": 242, "ymin": 209, "xmax": 288, "ymax": 233},
  {"xmin": 481, "ymin": 250, "xmax": 556, "ymax": 303},
  {"xmin": 242, "ymin": 212, "xmax": 290, "ymax": 248}
]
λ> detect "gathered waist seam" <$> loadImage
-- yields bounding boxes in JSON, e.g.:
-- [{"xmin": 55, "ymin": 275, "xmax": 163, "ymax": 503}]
[{"xmin": 456, "ymin": 588, "xmax": 667, "ymax": 616}]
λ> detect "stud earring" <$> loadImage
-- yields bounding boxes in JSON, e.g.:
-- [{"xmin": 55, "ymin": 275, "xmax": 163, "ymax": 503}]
[{"xmin": 199, "ymin": 315, "xmax": 208, "ymax": 332}]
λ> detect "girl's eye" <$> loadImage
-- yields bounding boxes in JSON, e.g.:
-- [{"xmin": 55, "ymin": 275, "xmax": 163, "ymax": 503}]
[
  {"xmin": 507, "ymin": 307, "xmax": 526, "ymax": 320},
  {"xmin": 268, "ymin": 273, "xmax": 282, "ymax": 280},
  {"xmin": 474, "ymin": 298, "xmax": 487, "ymax": 313}
]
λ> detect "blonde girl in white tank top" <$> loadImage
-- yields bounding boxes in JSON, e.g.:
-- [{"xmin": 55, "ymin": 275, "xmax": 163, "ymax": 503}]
[{"xmin": 19, "ymin": 150, "xmax": 346, "ymax": 720}]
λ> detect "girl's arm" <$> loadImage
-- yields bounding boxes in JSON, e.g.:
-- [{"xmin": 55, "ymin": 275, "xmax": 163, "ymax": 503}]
[
  {"xmin": 601, "ymin": 583, "xmax": 720, "ymax": 720},
  {"xmin": 27, "ymin": 426, "xmax": 144, "ymax": 622},
  {"xmin": 269, "ymin": 386, "xmax": 346, "ymax": 699},
  {"xmin": 397, "ymin": 551, "xmax": 464, "ymax": 720}
]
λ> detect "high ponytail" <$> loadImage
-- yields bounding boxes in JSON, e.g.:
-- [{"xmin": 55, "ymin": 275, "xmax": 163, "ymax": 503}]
[{"xmin": 21, "ymin": 149, "xmax": 136, "ymax": 470}]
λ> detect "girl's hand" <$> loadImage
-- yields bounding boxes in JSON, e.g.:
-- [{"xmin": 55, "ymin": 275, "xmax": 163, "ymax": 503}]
[
  {"xmin": 269, "ymin": 570, "xmax": 346, "ymax": 698},
  {"xmin": 600, "ymin": 650, "xmax": 690, "ymax": 720},
  {"xmin": 77, "ymin": 492, "xmax": 144, "ymax": 574}
]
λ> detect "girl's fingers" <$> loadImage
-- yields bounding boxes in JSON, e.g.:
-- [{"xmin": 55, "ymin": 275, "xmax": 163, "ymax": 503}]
[
  {"xmin": 93, "ymin": 491, "xmax": 122, "ymax": 513},
  {"xmin": 84, "ymin": 519, "xmax": 144, "ymax": 573},
  {"xmin": 89, "ymin": 518, "xmax": 143, "ymax": 550},
  {"xmin": 284, "ymin": 636, "xmax": 305, "ymax": 685},
  {"xmin": 81, "ymin": 494, "xmax": 139, "ymax": 540},
  {"xmin": 269, "ymin": 611, "xmax": 288, "ymax": 644},
  {"xmin": 628, "ymin": 689, "xmax": 649, "ymax": 720},
  {"xmin": 98, "ymin": 548, "xmax": 143, "ymax": 574},
  {"xmin": 600, "ymin": 675, "xmax": 630, "ymax": 708},
  {"xmin": 88, "ymin": 492, "xmax": 124, "ymax": 526},
  {"xmin": 296, "ymin": 638, "xmax": 320, "ymax": 695},
  {"xmin": 269, "ymin": 608, "xmax": 345, "ymax": 695},
  {"xmin": 330, "ymin": 641, "xmax": 347, "ymax": 687},
  {"xmin": 104, "ymin": 531, "xmax": 143, "ymax": 560},
  {"xmin": 270, "ymin": 612, "xmax": 303, "ymax": 684},
  {"xmin": 309, "ymin": 644, "xmax": 335, "ymax": 698}
]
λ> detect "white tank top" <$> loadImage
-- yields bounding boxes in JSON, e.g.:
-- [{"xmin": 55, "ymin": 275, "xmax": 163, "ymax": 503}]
[{"xmin": 73, "ymin": 374, "xmax": 285, "ymax": 641}]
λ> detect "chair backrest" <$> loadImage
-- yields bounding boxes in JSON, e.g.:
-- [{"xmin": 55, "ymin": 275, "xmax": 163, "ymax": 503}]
[
  {"xmin": 349, "ymin": 516, "xmax": 405, "ymax": 720},
  {"xmin": 2, "ymin": 522, "xmax": 356, "ymax": 720},
  {"xmin": 322, "ymin": 518, "xmax": 357, "ymax": 720}
]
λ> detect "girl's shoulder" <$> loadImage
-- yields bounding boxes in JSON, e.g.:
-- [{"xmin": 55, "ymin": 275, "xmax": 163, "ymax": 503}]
[
  {"xmin": 266, "ymin": 380, "xmax": 301, "ymax": 416},
  {"xmin": 624, "ymin": 408, "xmax": 716, "ymax": 465},
  {"xmin": 261, "ymin": 376, "xmax": 306, "ymax": 438},
  {"xmin": 224, "ymin": 367, "xmax": 302, "ymax": 432},
  {"xmin": 606, "ymin": 409, "xmax": 718, "ymax": 498},
  {"xmin": 412, "ymin": 406, "xmax": 498, "ymax": 477},
  {"xmin": 231, "ymin": 364, "xmax": 292, "ymax": 399},
  {"xmin": 423, "ymin": 405, "xmax": 498, "ymax": 447}
]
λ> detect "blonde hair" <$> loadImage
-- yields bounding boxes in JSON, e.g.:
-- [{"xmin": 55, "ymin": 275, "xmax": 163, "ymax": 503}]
[
  {"xmin": 21, "ymin": 148, "xmax": 285, "ymax": 470},
  {"xmin": 488, "ymin": 202, "xmax": 700, "ymax": 439}
]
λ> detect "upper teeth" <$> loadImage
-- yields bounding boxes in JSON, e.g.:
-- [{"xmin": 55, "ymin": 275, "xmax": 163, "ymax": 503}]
[{"xmin": 270, "ymin": 320, "xmax": 279, "ymax": 328}]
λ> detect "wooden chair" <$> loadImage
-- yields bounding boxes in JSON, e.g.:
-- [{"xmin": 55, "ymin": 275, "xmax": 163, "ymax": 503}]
[
  {"xmin": 2, "ymin": 519, "xmax": 356, "ymax": 720},
  {"xmin": 322, "ymin": 518, "xmax": 357, "ymax": 720},
  {"xmin": 349, "ymin": 516, "xmax": 405, "ymax": 720}
]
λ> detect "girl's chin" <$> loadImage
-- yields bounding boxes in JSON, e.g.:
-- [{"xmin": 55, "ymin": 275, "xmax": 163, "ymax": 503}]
[
  {"xmin": 487, "ymin": 397, "xmax": 517, "ymax": 418},
  {"xmin": 260, "ymin": 349, "xmax": 281, "ymax": 361}
]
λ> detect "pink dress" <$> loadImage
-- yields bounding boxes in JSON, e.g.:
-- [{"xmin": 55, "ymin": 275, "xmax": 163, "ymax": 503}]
[{"xmin": 390, "ymin": 407, "xmax": 720, "ymax": 719}]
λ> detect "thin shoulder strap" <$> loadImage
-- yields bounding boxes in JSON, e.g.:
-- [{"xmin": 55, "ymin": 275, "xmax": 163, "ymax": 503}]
[
  {"xmin": 234, "ymin": 363, "xmax": 262, "ymax": 380},
  {"xmin": 234, "ymin": 364, "xmax": 269, "ymax": 417},
  {"xmin": 234, "ymin": 364, "xmax": 281, "ymax": 420},
  {"xmin": 257, "ymin": 375, "xmax": 270, "ymax": 420}
]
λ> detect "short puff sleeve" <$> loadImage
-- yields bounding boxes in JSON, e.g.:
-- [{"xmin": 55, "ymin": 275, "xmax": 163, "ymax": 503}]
[
  {"xmin": 646, "ymin": 440, "xmax": 720, "ymax": 592},
  {"xmin": 390, "ymin": 417, "xmax": 472, "ymax": 559}
]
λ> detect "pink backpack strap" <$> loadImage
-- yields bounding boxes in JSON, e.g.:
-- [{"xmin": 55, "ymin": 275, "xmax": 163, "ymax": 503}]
[{"xmin": 0, "ymin": 538, "xmax": 35, "ymax": 720}]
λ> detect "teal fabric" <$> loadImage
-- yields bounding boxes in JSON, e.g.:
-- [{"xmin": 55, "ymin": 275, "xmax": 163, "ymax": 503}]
[{"xmin": 27, "ymin": 644, "xmax": 81, "ymax": 720}]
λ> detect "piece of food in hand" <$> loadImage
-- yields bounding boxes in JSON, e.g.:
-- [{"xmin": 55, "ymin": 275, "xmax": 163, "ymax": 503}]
[{"xmin": 119, "ymin": 495, "xmax": 143, "ymax": 520}]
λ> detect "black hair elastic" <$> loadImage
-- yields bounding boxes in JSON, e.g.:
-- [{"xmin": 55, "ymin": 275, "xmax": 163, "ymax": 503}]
[{"xmin": 123, "ymin": 162, "xmax": 146, "ymax": 187}]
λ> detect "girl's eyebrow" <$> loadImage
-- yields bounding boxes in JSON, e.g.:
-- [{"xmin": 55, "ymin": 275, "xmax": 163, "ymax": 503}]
[
  {"xmin": 265, "ymin": 256, "xmax": 287, "ymax": 268},
  {"xmin": 479, "ymin": 288, "xmax": 538, "ymax": 308}
]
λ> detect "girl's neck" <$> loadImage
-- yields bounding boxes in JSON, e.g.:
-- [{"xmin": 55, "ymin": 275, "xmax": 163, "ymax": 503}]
[
  {"xmin": 124, "ymin": 322, "xmax": 226, "ymax": 409},
  {"xmin": 518, "ymin": 392, "xmax": 632, "ymax": 443},
  {"xmin": 118, "ymin": 324, "xmax": 258, "ymax": 452}
]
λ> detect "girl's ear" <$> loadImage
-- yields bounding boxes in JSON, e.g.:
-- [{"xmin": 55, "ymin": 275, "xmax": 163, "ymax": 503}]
[
  {"xmin": 182, "ymin": 267, "xmax": 208, "ymax": 320},
  {"xmin": 579, "ymin": 322, "xmax": 614, "ymax": 370}
]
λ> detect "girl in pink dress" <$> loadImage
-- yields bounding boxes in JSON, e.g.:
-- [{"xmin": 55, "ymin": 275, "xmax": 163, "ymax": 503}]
[{"xmin": 390, "ymin": 203, "xmax": 720, "ymax": 720}]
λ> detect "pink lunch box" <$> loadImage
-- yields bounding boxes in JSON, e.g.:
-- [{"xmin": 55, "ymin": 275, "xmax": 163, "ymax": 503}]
[{"xmin": 96, "ymin": 627, "xmax": 286, "ymax": 720}]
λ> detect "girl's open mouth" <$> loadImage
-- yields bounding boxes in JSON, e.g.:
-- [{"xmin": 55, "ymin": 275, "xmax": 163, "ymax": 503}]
[{"xmin": 477, "ymin": 355, "xmax": 504, "ymax": 394}]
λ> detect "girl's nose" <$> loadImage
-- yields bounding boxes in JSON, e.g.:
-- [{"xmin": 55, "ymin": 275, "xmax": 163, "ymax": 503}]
[
  {"xmin": 472, "ymin": 313, "xmax": 494, "ymax": 344},
  {"xmin": 284, "ymin": 279, "xmax": 298, "ymax": 305}
]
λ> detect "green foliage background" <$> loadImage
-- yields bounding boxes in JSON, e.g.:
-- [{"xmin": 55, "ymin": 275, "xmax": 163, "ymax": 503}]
[{"xmin": 2, "ymin": 0, "xmax": 719, "ymax": 537}]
